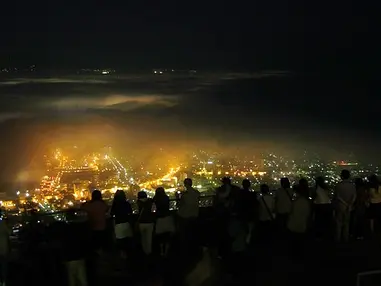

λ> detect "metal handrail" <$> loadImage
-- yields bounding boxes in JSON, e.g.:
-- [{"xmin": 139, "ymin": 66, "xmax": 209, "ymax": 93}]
[{"xmin": 7, "ymin": 195, "xmax": 216, "ymax": 224}]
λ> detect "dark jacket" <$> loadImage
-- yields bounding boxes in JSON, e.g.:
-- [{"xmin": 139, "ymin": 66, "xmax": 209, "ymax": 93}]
[
  {"xmin": 137, "ymin": 198, "xmax": 155, "ymax": 223},
  {"xmin": 153, "ymin": 195, "xmax": 171, "ymax": 218},
  {"xmin": 110, "ymin": 200, "xmax": 133, "ymax": 224}
]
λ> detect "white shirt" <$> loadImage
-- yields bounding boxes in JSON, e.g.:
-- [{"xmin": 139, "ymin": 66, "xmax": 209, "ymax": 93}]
[
  {"xmin": 314, "ymin": 186, "xmax": 331, "ymax": 204},
  {"xmin": 258, "ymin": 194, "xmax": 275, "ymax": 221},
  {"xmin": 178, "ymin": 187, "xmax": 201, "ymax": 219},
  {"xmin": 287, "ymin": 197, "xmax": 311, "ymax": 233},
  {"xmin": 369, "ymin": 186, "xmax": 381, "ymax": 204},
  {"xmin": 275, "ymin": 187, "xmax": 293, "ymax": 214}
]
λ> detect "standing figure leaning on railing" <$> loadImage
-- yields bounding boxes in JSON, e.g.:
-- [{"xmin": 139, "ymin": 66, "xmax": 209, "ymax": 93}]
[
  {"xmin": 82, "ymin": 190, "xmax": 109, "ymax": 255},
  {"xmin": 214, "ymin": 177, "xmax": 239, "ymax": 258},
  {"xmin": 153, "ymin": 187, "xmax": 175, "ymax": 257},
  {"xmin": 136, "ymin": 191, "xmax": 155, "ymax": 256},
  {"xmin": 110, "ymin": 190, "xmax": 133, "ymax": 260},
  {"xmin": 0, "ymin": 209, "xmax": 10, "ymax": 286},
  {"xmin": 229, "ymin": 179, "xmax": 256, "ymax": 253},
  {"xmin": 177, "ymin": 178, "xmax": 200, "ymax": 245},
  {"xmin": 333, "ymin": 170, "xmax": 357, "ymax": 243}
]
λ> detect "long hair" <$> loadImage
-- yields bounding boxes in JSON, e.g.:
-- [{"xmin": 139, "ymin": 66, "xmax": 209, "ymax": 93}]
[
  {"xmin": 154, "ymin": 187, "xmax": 166, "ymax": 199},
  {"xmin": 112, "ymin": 190, "xmax": 127, "ymax": 209},
  {"xmin": 113, "ymin": 189, "xmax": 127, "ymax": 203}
]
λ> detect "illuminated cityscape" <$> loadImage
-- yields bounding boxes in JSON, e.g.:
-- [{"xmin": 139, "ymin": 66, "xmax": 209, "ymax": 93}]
[{"xmin": 1, "ymin": 144, "xmax": 379, "ymax": 217}]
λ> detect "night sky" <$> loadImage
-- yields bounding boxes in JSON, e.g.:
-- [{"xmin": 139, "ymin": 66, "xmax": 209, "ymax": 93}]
[
  {"xmin": 1, "ymin": 2, "xmax": 374, "ymax": 71},
  {"xmin": 0, "ymin": 1, "xmax": 379, "ymax": 186}
]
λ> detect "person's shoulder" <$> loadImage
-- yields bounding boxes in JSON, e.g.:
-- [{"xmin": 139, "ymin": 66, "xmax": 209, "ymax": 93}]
[
  {"xmin": 82, "ymin": 201, "xmax": 90, "ymax": 209},
  {"xmin": 335, "ymin": 181, "xmax": 345, "ymax": 189}
]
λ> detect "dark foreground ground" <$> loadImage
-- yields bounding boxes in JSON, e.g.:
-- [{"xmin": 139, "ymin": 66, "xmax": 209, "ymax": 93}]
[{"xmin": 6, "ymin": 235, "xmax": 381, "ymax": 286}]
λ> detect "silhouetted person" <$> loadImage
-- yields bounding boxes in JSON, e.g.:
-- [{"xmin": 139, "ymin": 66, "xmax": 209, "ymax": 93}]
[
  {"xmin": 63, "ymin": 222, "xmax": 89, "ymax": 286},
  {"xmin": 136, "ymin": 191, "xmax": 155, "ymax": 255},
  {"xmin": 177, "ymin": 178, "xmax": 200, "ymax": 243},
  {"xmin": 153, "ymin": 187, "xmax": 175, "ymax": 256},
  {"xmin": 354, "ymin": 178, "xmax": 369, "ymax": 239},
  {"xmin": 275, "ymin": 177, "xmax": 293, "ymax": 233},
  {"xmin": 257, "ymin": 184, "xmax": 275, "ymax": 244},
  {"xmin": 110, "ymin": 190, "xmax": 133, "ymax": 259},
  {"xmin": 313, "ymin": 176, "xmax": 332, "ymax": 240},
  {"xmin": 82, "ymin": 190, "xmax": 108, "ymax": 253},
  {"xmin": 368, "ymin": 175, "xmax": 381, "ymax": 235},
  {"xmin": 240, "ymin": 179, "xmax": 257, "ymax": 244},
  {"xmin": 287, "ymin": 179, "xmax": 311, "ymax": 260},
  {"xmin": 0, "ymin": 210, "xmax": 9, "ymax": 286},
  {"xmin": 214, "ymin": 177, "xmax": 238, "ymax": 258},
  {"xmin": 229, "ymin": 179, "xmax": 256, "ymax": 253},
  {"xmin": 25, "ymin": 209, "xmax": 44, "ymax": 256},
  {"xmin": 214, "ymin": 177, "xmax": 236, "ymax": 216},
  {"xmin": 334, "ymin": 170, "xmax": 356, "ymax": 243}
]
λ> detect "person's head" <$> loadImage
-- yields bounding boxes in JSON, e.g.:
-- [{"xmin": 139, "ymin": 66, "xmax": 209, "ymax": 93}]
[
  {"xmin": 299, "ymin": 178, "xmax": 309, "ymax": 191},
  {"xmin": 280, "ymin": 177, "xmax": 290, "ymax": 189},
  {"xmin": 91, "ymin": 190, "xmax": 102, "ymax": 201},
  {"xmin": 221, "ymin": 177, "xmax": 231, "ymax": 185},
  {"xmin": 260, "ymin": 184, "xmax": 270, "ymax": 195},
  {"xmin": 340, "ymin": 169, "xmax": 351, "ymax": 180},
  {"xmin": 355, "ymin": 178, "xmax": 364, "ymax": 189},
  {"xmin": 184, "ymin": 178, "xmax": 193, "ymax": 188},
  {"xmin": 155, "ymin": 187, "xmax": 166, "ymax": 197},
  {"xmin": 242, "ymin": 179, "xmax": 251, "ymax": 190},
  {"xmin": 113, "ymin": 189, "xmax": 126, "ymax": 203},
  {"xmin": 315, "ymin": 176, "xmax": 326, "ymax": 189},
  {"xmin": 137, "ymin": 191, "xmax": 148, "ymax": 200},
  {"xmin": 368, "ymin": 175, "xmax": 379, "ymax": 187}
]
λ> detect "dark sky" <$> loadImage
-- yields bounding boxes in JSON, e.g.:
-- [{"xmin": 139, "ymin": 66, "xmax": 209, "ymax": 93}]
[
  {"xmin": 0, "ymin": 1, "xmax": 379, "ymax": 188},
  {"xmin": 0, "ymin": 1, "xmax": 375, "ymax": 72}
]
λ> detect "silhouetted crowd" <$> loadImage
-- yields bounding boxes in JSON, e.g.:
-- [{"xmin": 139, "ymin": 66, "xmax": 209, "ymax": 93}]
[{"xmin": 2, "ymin": 169, "xmax": 381, "ymax": 286}]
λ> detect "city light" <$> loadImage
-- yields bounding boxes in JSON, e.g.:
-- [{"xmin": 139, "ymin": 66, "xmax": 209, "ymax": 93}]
[{"xmin": 0, "ymin": 146, "xmax": 377, "ymax": 215}]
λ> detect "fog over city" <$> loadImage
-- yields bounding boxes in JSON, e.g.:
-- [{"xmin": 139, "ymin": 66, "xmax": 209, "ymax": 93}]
[{"xmin": 0, "ymin": 71, "xmax": 378, "ymax": 189}]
